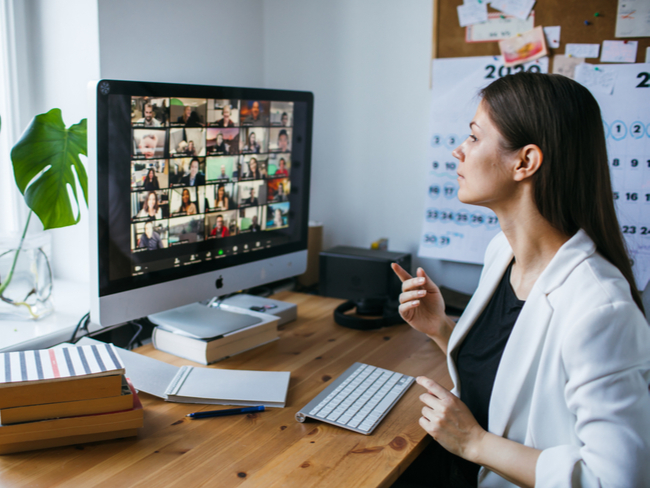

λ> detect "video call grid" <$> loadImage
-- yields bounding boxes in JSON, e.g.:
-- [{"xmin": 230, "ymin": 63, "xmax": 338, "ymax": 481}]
[{"xmin": 129, "ymin": 97, "xmax": 294, "ymax": 252}]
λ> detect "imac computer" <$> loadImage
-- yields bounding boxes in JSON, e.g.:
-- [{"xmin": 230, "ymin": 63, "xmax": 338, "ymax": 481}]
[{"xmin": 88, "ymin": 80, "xmax": 313, "ymax": 327}]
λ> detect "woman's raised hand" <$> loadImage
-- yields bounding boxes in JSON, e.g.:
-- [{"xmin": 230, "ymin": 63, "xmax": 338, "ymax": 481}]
[{"xmin": 391, "ymin": 264, "xmax": 455, "ymax": 353}]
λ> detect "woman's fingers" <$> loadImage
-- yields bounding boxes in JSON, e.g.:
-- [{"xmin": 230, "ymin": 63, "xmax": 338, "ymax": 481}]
[
  {"xmin": 399, "ymin": 289, "xmax": 427, "ymax": 305},
  {"xmin": 391, "ymin": 263, "xmax": 412, "ymax": 282}
]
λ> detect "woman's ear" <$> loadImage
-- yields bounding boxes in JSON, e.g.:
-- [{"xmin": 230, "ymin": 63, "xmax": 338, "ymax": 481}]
[{"xmin": 513, "ymin": 144, "xmax": 543, "ymax": 182}]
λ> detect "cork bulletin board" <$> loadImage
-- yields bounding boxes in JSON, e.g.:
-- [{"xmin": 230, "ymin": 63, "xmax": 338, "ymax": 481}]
[{"xmin": 433, "ymin": 0, "xmax": 650, "ymax": 65}]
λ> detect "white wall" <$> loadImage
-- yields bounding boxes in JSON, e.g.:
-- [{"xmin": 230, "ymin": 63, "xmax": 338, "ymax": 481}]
[{"xmin": 97, "ymin": 0, "xmax": 265, "ymax": 87}]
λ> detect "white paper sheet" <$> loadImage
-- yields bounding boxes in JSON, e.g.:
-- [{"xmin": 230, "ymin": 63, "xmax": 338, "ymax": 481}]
[
  {"xmin": 616, "ymin": 0, "xmax": 650, "ymax": 38},
  {"xmin": 457, "ymin": 0, "xmax": 488, "ymax": 27},
  {"xmin": 566, "ymin": 43, "xmax": 600, "ymax": 58},
  {"xmin": 543, "ymin": 26, "xmax": 561, "ymax": 49},
  {"xmin": 601, "ymin": 40, "xmax": 638, "ymax": 63},
  {"xmin": 489, "ymin": 0, "xmax": 535, "ymax": 21},
  {"xmin": 574, "ymin": 64, "xmax": 617, "ymax": 95}
]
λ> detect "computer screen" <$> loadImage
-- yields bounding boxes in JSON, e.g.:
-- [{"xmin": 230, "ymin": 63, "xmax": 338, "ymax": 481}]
[{"xmin": 88, "ymin": 80, "xmax": 313, "ymax": 327}]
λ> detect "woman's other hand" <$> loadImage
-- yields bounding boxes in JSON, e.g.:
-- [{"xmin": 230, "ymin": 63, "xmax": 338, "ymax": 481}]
[{"xmin": 391, "ymin": 264, "xmax": 455, "ymax": 353}]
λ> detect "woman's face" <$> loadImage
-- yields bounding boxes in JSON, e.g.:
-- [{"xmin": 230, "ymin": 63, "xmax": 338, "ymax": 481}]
[
  {"xmin": 275, "ymin": 209, "xmax": 282, "ymax": 220},
  {"xmin": 147, "ymin": 193, "xmax": 157, "ymax": 210},
  {"xmin": 452, "ymin": 101, "xmax": 518, "ymax": 209},
  {"xmin": 216, "ymin": 134, "xmax": 223, "ymax": 144},
  {"xmin": 182, "ymin": 189, "xmax": 190, "ymax": 204},
  {"xmin": 249, "ymin": 132, "xmax": 256, "ymax": 144},
  {"xmin": 249, "ymin": 159, "xmax": 257, "ymax": 172},
  {"xmin": 218, "ymin": 186, "xmax": 225, "ymax": 199},
  {"xmin": 148, "ymin": 169, "xmax": 155, "ymax": 180}
]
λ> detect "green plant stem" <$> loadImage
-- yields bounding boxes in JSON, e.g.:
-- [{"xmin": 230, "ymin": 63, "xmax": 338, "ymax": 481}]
[{"xmin": 0, "ymin": 210, "xmax": 33, "ymax": 296}]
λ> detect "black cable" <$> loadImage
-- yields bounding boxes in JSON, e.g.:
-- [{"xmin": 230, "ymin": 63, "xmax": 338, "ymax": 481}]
[
  {"xmin": 125, "ymin": 321, "xmax": 144, "ymax": 350},
  {"xmin": 71, "ymin": 312, "xmax": 90, "ymax": 343}
]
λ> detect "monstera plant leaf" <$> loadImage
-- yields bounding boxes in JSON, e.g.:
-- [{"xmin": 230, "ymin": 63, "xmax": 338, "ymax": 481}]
[{"xmin": 11, "ymin": 109, "xmax": 88, "ymax": 229}]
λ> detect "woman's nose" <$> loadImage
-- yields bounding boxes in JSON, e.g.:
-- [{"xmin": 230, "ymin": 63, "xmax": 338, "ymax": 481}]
[{"xmin": 452, "ymin": 144, "xmax": 464, "ymax": 161}]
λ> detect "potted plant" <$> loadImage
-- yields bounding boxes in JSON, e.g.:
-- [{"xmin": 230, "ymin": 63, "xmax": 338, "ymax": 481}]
[{"xmin": 0, "ymin": 109, "xmax": 87, "ymax": 319}]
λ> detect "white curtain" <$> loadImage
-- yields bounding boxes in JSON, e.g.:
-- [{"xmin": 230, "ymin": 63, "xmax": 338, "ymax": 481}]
[{"xmin": 0, "ymin": 0, "xmax": 22, "ymax": 236}]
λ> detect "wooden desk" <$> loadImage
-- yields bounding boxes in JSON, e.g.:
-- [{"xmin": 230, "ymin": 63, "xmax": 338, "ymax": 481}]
[{"xmin": 0, "ymin": 292, "xmax": 451, "ymax": 488}]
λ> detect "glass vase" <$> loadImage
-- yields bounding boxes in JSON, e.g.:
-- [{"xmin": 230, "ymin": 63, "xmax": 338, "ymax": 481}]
[{"xmin": 0, "ymin": 232, "xmax": 54, "ymax": 320}]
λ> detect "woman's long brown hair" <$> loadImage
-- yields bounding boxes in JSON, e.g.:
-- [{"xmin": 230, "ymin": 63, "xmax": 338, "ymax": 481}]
[{"xmin": 480, "ymin": 73, "xmax": 644, "ymax": 314}]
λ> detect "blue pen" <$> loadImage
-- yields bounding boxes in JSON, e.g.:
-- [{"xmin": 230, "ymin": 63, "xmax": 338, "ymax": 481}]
[{"xmin": 186, "ymin": 405, "xmax": 265, "ymax": 419}]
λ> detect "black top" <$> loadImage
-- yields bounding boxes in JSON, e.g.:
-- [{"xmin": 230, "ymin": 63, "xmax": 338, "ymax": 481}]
[{"xmin": 451, "ymin": 260, "xmax": 525, "ymax": 487}]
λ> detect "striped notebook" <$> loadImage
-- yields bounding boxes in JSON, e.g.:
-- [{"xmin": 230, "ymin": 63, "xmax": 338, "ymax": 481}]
[{"xmin": 0, "ymin": 344, "xmax": 125, "ymax": 387}]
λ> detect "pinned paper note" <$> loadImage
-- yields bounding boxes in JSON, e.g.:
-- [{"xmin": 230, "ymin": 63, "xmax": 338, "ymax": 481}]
[
  {"xmin": 615, "ymin": 0, "xmax": 650, "ymax": 38},
  {"xmin": 601, "ymin": 40, "xmax": 638, "ymax": 63},
  {"xmin": 574, "ymin": 64, "xmax": 617, "ymax": 95},
  {"xmin": 498, "ymin": 26, "xmax": 548, "ymax": 67},
  {"xmin": 552, "ymin": 55, "xmax": 585, "ymax": 80},
  {"xmin": 457, "ymin": 0, "xmax": 488, "ymax": 27},
  {"xmin": 565, "ymin": 43, "xmax": 600, "ymax": 58},
  {"xmin": 490, "ymin": 0, "xmax": 536, "ymax": 21},
  {"xmin": 466, "ymin": 12, "xmax": 534, "ymax": 42},
  {"xmin": 543, "ymin": 26, "xmax": 561, "ymax": 49}
]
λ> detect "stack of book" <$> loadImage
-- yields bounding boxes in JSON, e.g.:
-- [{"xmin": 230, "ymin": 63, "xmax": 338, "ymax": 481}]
[
  {"xmin": 151, "ymin": 302, "xmax": 280, "ymax": 364},
  {"xmin": 0, "ymin": 343, "xmax": 143, "ymax": 454}
]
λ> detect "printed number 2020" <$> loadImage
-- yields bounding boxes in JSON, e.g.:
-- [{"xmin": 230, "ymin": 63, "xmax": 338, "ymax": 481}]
[{"xmin": 485, "ymin": 64, "xmax": 541, "ymax": 79}]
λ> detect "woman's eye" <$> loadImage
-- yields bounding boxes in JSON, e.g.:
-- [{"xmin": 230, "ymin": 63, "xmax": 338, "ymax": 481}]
[{"xmin": 469, "ymin": 134, "xmax": 477, "ymax": 142}]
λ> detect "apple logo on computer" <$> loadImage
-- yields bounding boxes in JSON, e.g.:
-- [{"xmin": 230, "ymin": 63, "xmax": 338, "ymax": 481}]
[{"xmin": 216, "ymin": 276, "xmax": 224, "ymax": 289}]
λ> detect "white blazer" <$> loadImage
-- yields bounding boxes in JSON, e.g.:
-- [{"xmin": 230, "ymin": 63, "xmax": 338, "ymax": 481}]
[{"xmin": 447, "ymin": 230, "xmax": 650, "ymax": 488}]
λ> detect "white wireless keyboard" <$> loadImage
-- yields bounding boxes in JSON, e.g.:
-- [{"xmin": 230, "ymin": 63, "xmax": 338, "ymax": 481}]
[{"xmin": 295, "ymin": 362, "xmax": 414, "ymax": 435}]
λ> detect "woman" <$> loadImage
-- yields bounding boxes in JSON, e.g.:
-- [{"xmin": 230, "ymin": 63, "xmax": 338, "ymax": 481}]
[
  {"xmin": 392, "ymin": 73, "xmax": 650, "ymax": 488},
  {"xmin": 176, "ymin": 188, "xmax": 197, "ymax": 215},
  {"xmin": 136, "ymin": 191, "xmax": 162, "ymax": 220},
  {"xmin": 272, "ymin": 208, "xmax": 284, "ymax": 228},
  {"xmin": 213, "ymin": 132, "xmax": 227, "ymax": 154},
  {"xmin": 243, "ymin": 131, "xmax": 260, "ymax": 153},
  {"xmin": 274, "ymin": 182, "xmax": 287, "ymax": 202},
  {"xmin": 142, "ymin": 168, "xmax": 159, "ymax": 191},
  {"xmin": 214, "ymin": 184, "xmax": 230, "ymax": 210},
  {"xmin": 244, "ymin": 158, "xmax": 262, "ymax": 180}
]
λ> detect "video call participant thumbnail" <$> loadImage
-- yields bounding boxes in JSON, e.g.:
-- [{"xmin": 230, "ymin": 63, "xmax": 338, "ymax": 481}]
[
  {"xmin": 170, "ymin": 187, "xmax": 202, "ymax": 216},
  {"xmin": 241, "ymin": 128, "xmax": 269, "ymax": 154},
  {"xmin": 133, "ymin": 220, "xmax": 168, "ymax": 251},
  {"xmin": 241, "ymin": 156, "xmax": 265, "ymax": 180},
  {"xmin": 133, "ymin": 129, "xmax": 166, "ymax": 159},
  {"xmin": 169, "ymin": 128, "xmax": 206, "ymax": 157},
  {"xmin": 132, "ymin": 97, "xmax": 168, "ymax": 127},
  {"xmin": 206, "ymin": 210, "xmax": 237, "ymax": 239},
  {"xmin": 266, "ymin": 202, "xmax": 289, "ymax": 229},
  {"xmin": 131, "ymin": 160, "xmax": 169, "ymax": 190},
  {"xmin": 270, "ymin": 101, "xmax": 293, "ymax": 127},
  {"xmin": 168, "ymin": 215, "xmax": 205, "ymax": 246},
  {"xmin": 180, "ymin": 158, "xmax": 206, "ymax": 186},
  {"xmin": 268, "ymin": 178, "xmax": 290, "ymax": 203},
  {"xmin": 240, "ymin": 100, "xmax": 270, "ymax": 126},
  {"xmin": 271, "ymin": 156, "xmax": 290, "ymax": 177},
  {"xmin": 132, "ymin": 190, "xmax": 168, "ymax": 221},
  {"xmin": 269, "ymin": 128, "xmax": 291, "ymax": 153},
  {"xmin": 206, "ymin": 155, "xmax": 237, "ymax": 182},
  {"xmin": 238, "ymin": 182, "xmax": 267, "ymax": 206},
  {"xmin": 238, "ymin": 206, "xmax": 264, "ymax": 233},
  {"xmin": 208, "ymin": 183, "xmax": 234, "ymax": 211},
  {"xmin": 171, "ymin": 98, "xmax": 206, "ymax": 127},
  {"xmin": 209, "ymin": 100, "xmax": 239, "ymax": 127},
  {"xmin": 210, "ymin": 214, "xmax": 230, "ymax": 237}
]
